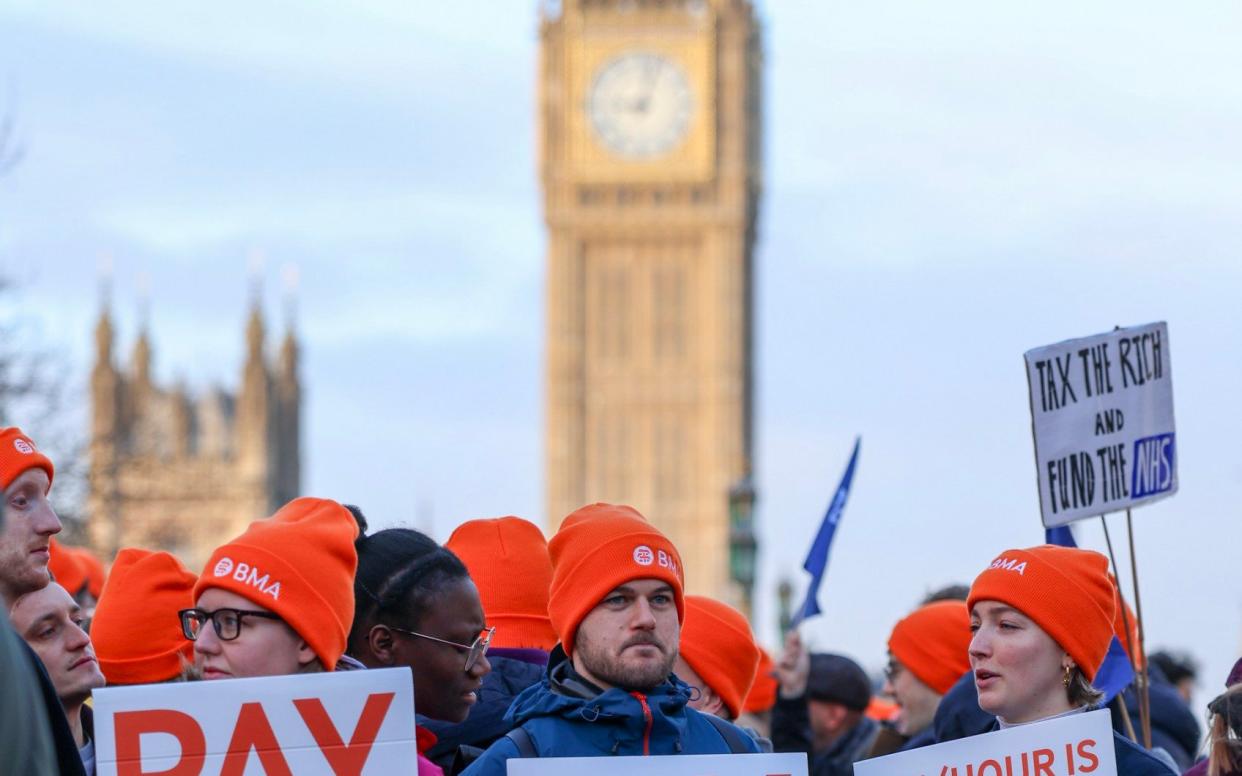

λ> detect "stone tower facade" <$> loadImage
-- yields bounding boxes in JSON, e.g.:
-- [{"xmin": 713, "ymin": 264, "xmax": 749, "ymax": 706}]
[
  {"xmin": 540, "ymin": 0, "xmax": 761, "ymax": 601},
  {"xmin": 88, "ymin": 302, "xmax": 301, "ymax": 569}
]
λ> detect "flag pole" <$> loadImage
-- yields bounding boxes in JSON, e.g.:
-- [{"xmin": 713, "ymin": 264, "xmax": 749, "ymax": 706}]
[{"xmin": 1126, "ymin": 508, "xmax": 1153, "ymax": 749}]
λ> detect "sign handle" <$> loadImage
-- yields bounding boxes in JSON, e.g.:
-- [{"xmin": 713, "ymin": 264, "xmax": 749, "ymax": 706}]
[
  {"xmin": 1099, "ymin": 514, "xmax": 1140, "ymax": 744},
  {"xmin": 1125, "ymin": 508, "xmax": 1153, "ymax": 749}
]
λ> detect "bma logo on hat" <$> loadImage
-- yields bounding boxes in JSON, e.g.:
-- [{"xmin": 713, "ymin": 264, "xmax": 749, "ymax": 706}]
[
  {"xmin": 633, "ymin": 545, "xmax": 655, "ymax": 566},
  {"xmin": 13, "ymin": 438, "xmax": 34, "ymax": 454},
  {"xmin": 213, "ymin": 557, "xmax": 235, "ymax": 577}
]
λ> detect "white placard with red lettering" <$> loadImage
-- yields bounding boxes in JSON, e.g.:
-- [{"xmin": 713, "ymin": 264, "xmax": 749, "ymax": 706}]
[
  {"xmin": 1024, "ymin": 321, "xmax": 1176, "ymax": 527},
  {"xmin": 855, "ymin": 708, "xmax": 1116, "ymax": 776},
  {"xmin": 508, "ymin": 752, "xmax": 808, "ymax": 776},
  {"xmin": 93, "ymin": 668, "xmax": 415, "ymax": 775}
]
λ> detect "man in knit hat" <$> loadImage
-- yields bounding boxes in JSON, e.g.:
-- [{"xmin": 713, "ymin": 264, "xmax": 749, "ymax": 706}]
[
  {"xmin": 461, "ymin": 504, "xmax": 760, "ymax": 775},
  {"xmin": 881, "ymin": 599, "xmax": 972, "ymax": 752},
  {"xmin": 0, "ymin": 427, "xmax": 86, "ymax": 776},
  {"xmin": 423, "ymin": 516, "xmax": 555, "ymax": 769},
  {"xmin": 772, "ymin": 630, "xmax": 877, "ymax": 776}
]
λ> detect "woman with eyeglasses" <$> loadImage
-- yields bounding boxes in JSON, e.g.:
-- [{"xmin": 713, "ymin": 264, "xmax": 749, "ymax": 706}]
[
  {"xmin": 966, "ymin": 545, "xmax": 1174, "ymax": 775},
  {"xmin": 347, "ymin": 525, "xmax": 493, "ymax": 775},
  {"xmin": 180, "ymin": 497, "xmax": 361, "ymax": 679}
]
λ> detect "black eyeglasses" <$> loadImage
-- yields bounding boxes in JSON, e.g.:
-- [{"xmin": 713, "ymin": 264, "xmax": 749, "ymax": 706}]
[
  {"xmin": 884, "ymin": 659, "xmax": 904, "ymax": 682},
  {"xmin": 386, "ymin": 625, "xmax": 495, "ymax": 672},
  {"xmin": 179, "ymin": 607, "xmax": 283, "ymax": 642}
]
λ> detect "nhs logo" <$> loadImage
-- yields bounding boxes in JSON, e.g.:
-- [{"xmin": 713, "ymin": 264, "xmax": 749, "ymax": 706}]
[{"xmin": 1131, "ymin": 433, "xmax": 1175, "ymax": 498}]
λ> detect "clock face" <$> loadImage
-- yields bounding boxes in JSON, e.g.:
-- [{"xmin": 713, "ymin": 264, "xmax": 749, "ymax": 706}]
[{"xmin": 587, "ymin": 52, "xmax": 694, "ymax": 159}]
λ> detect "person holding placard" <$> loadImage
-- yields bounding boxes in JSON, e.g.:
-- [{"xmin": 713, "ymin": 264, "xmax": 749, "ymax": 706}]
[
  {"xmin": 460, "ymin": 503, "xmax": 761, "ymax": 776},
  {"xmin": 966, "ymin": 544, "xmax": 1175, "ymax": 775},
  {"xmin": 181, "ymin": 496, "xmax": 360, "ymax": 679},
  {"xmin": 348, "ymin": 520, "xmax": 495, "ymax": 775}
]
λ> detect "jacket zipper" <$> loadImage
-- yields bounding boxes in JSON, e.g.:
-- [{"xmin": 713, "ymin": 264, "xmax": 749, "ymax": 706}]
[{"xmin": 630, "ymin": 692, "xmax": 653, "ymax": 756}]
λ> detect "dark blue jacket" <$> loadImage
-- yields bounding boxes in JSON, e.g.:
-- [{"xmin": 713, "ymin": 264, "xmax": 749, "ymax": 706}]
[
  {"xmin": 460, "ymin": 652, "xmax": 760, "ymax": 776},
  {"xmin": 420, "ymin": 653, "xmax": 547, "ymax": 768},
  {"xmin": 1111, "ymin": 667, "xmax": 1200, "ymax": 771},
  {"xmin": 898, "ymin": 725, "xmax": 936, "ymax": 752}
]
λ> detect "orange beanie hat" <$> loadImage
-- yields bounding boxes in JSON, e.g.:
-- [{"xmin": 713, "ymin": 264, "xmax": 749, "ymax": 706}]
[
  {"xmin": 679, "ymin": 596, "xmax": 760, "ymax": 718},
  {"xmin": 195, "ymin": 497, "xmax": 358, "ymax": 670},
  {"xmin": 743, "ymin": 648, "xmax": 778, "ymax": 714},
  {"xmin": 48, "ymin": 539, "xmax": 90, "ymax": 597},
  {"xmin": 446, "ymin": 516, "xmax": 557, "ymax": 650},
  {"xmin": 93, "ymin": 548, "xmax": 196, "ymax": 684},
  {"xmin": 78, "ymin": 550, "xmax": 107, "ymax": 599},
  {"xmin": 0, "ymin": 427, "xmax": 54, "ymax": 491},
  {"xmin": 968, "ymin": 545, "xmax": 1115, "ymax": 681},
  {"xmin": 547, "ymin": 503, "xmax": 684, "ymax": 656},
  {"xmin": 887, "ymin": 600, "xmax": 972, "ymax": 695}
]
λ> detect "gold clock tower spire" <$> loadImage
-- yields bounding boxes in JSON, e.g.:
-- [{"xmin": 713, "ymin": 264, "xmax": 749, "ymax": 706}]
[{"xmin": 540, "ymin": 0, "xmax": 762, "ymax": 604}]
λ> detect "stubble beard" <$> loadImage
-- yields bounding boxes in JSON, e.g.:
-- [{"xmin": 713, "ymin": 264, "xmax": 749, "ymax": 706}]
[{"xmin": 577, "ymin": 631, "xmax": 677, "ymax": 692}]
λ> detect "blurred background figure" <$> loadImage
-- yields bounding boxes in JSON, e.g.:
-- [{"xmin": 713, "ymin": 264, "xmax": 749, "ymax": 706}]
[
  {"xmin": 772, "ymin": 630, "xmax": 877, "ymax": 776},
  {"xmin": 1151, "ymin": 649, "xmax": 1201, "ymax": 706}
]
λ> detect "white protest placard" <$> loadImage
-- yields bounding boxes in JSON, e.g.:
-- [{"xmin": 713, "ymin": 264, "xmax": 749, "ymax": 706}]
[
  {"xmin": 856, "ymin": 708, "xmax": 1116, "ymax": 776},
  {"xmin": 1024, "ymin": 321, "xmax": 1176, "ymax": 527},
  {"xmin": 508, "ymin": 752, "xmax": 808, "ymax": 776},
  {"xmin": 93, "ymin": 667, "xmax": 415, "ymax": 776}
]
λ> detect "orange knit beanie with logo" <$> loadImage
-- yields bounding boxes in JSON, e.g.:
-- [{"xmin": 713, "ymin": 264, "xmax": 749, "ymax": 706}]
[
  {"xmin": 194, "ymin": 497, "xmax": 359, "ymax": 670},
  {"xmin": 679, "ymin": 595, "xmax": 760, "ymax": 718},
  {"xmin": 887, "ymin": 600, "xmax": 972, "ymax": 695},
  {"xmin": 0, "ymin": 426, "xmax": 54, "ymax": 491},
  {"xmin": 743, "ymin": 648, "xmax": 779, "ymax": 714},
  {"xmin": 967, "ymin": 544, "xmax": 1116, "ymax": 680},
  {"xmin": 93, "ymin": 548, "xmax": 197, "ymax": 685},
  {"xmin": 547, "ymin": 503, "xmax": 684, "ymax": 656},
  {"xmin": 446, "ymin": 516, "xmax": 557, "ymax": 651},
  {"xmin": 48, "ymin": 539, "xmax": 90, "ymax": 597}
]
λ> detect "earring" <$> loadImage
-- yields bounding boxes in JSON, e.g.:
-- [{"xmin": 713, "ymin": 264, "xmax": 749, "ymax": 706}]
[{"xmin": 1062, "ymin": 664, "xmax": 1073, "ymax": 687}]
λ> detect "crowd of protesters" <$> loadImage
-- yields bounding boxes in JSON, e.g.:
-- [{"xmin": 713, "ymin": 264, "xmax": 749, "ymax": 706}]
[{"xmin": 0, "ymin": 424, "xmax": 1236, "ymax": 775}]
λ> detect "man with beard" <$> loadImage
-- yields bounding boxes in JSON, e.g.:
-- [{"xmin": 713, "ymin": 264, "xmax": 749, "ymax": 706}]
[
  {"xmin": 0, "ymin": 427, "xmax": 86, "ymax": 776},
  {"xmin": 461, "ymin": 504, "xmax": 759, "ymax": 775}
]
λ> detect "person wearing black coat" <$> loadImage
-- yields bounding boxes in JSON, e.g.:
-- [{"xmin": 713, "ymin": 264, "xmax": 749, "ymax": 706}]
[{"xmin": 419, "ymin": 650, "xmax": 547, "ymax": 772}]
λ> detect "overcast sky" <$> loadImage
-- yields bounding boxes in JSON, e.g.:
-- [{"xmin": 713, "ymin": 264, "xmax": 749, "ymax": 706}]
[{"xmin": 1, "ymin": 2, "xmax": 1238, "ymax": 712}]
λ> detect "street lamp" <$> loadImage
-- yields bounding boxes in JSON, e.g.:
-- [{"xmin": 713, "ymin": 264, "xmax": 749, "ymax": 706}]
[{"xmin": 728, "ymin": 474, "xmax": 757, "ymax": 613}]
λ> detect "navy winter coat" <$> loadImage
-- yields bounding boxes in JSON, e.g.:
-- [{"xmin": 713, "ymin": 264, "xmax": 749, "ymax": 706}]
[
  {"xmin": 420, "ymin": 653, "xmax": 546, "ymax": 768},
  {"xmin": 460, "ymin": 654, "xmax": 759, "ymax": 776}
]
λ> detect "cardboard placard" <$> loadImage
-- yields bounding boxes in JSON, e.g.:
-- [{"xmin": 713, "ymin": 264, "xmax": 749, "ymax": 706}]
[
  {"xmin": 93, "ymin": 668, "xmax": 416, "ymax": 775},
  {"xmin": 856, "ymin": 709, "xmax": 1116, "ymax": 776},
  {"xmin": 1024, "ymin": 322, "xmax": 1176, "ymax": 527},
  {"xmin": 508, "ymin": 752, "xmax": 808, "ymax": 776}
]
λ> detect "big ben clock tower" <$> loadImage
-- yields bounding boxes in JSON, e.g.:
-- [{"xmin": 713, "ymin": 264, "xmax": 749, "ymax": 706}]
[{"xmin": 540, "ymin": 0, "xmax": 762, "ymax": 604}]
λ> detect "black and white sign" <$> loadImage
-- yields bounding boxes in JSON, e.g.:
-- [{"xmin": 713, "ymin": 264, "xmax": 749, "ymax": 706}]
[{"xmin": 1024, "ymin": 322, "xmax": 1177, "ymax": 527}]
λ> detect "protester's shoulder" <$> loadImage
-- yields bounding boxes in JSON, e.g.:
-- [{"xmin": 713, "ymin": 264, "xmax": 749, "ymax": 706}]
[
  {"xmin": 1112, "ymin": 731, "xmax": 1179, "ymax": 775},
  {"xmin": 459, "ymin": 733, "xmax": 520, "ymax": 776}
]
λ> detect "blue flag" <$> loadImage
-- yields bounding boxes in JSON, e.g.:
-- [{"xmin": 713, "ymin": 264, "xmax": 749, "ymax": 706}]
[
  {"xmin": 1043, "ymin": 525, "xmax": 1135, "ymax": 703},
  {"xmin": 791, "ymin": 437, "xmax": 861, "ymax": 627}
]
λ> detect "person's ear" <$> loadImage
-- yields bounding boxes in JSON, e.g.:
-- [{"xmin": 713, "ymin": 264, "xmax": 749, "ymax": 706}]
[
  {"xmin": 296, "ymin": 639, "xmax": 317, "ymax": 668},
  {"xmin": 367, "ymin": 624, "xmax": 398, "ymax": 665}
]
